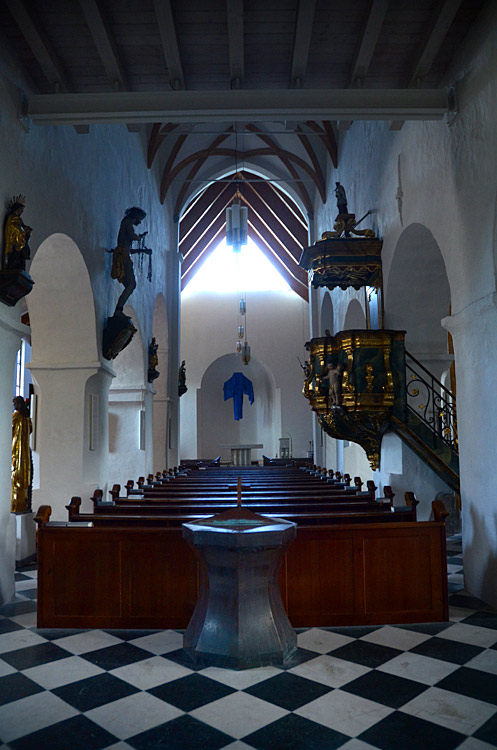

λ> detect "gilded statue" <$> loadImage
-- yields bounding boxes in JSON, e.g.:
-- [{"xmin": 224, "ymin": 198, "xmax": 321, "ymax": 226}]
[
  {"xmin": 3, "ymin": 195, "xmax": 32, "ymax": 271},
  {"xmin": 111, "ymin": 207, "xmax": 152, "ymax": 315},
  {"xmin": 11, "ymin": 396, "xmax": 32, "ymax": 514}
]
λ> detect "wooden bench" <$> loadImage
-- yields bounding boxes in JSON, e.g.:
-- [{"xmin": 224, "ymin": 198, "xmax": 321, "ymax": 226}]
[{"xmin": 34, "ymin": 508, "xmax": 448, "ymax": 629}]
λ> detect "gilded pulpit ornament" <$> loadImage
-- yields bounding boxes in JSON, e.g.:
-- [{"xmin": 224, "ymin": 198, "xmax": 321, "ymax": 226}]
[
  {"xmin": 0, "ymin": 195, "xmax": 35, "ymax": 306},
  {"xmin": 299, "ymin": 184, "xmax": 382, "ymax": 298},
  {"xmin": 11, "ymin": 396, "xmax": 33, "ymax": 514},
  {"xmin": 301, "ymin": 330, "xmax": 407, "ymax": 469},
  {"xmin": 103, "ymin": 207, "xmax": 153, "ymax": 360}
]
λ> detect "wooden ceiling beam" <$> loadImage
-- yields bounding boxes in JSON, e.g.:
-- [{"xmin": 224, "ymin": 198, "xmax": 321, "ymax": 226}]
[
  {"xmin": 227, "ymin": 0, "xmax": 244, "ymax": 88},
  {"xmin": 180, "ymin": 191, "xmax": 233, "ymax": 253},
  {"xmin": 290, "ymin": 0, "xmax": 317, "ymax": 88},
  {"xmin": 4, "ymin": 0, "xmax": 71, "ymax": 92},
  {"xmin": 147, "ymin": 123, "xmax": 179, "ymax": 167},
  {"xmin": 180, "ymin": 181, "xmax": 233, "ymax": 238},
  {"xmin": 408, "ymin": 0, "xmax": 464, "ymax": 86},
  {"xmin": 181, "ymin": 219, "xmax": 225, "ymax": 283},
  {"xmin": 248, "ymin": 223, "xmax": 308, "ymax": 300},
  {"xmin": 173, "ymin": 131, "xmax": 234, "ymax": 216},
  {"xmin": 242, "ymin": 185, "xmax": 306, "ymax": 260},
  {"xmin": 246, "ymin": 124, "xmax": 313, "ymax": 212},
  {"xmin": 244, "ymin": 181, "xmax": 307, "ymax": 246},
  {"xmin": 245, "ymin": 200, "xmax": 304, "ymax": 266},
  {"xmin": 152, "ymin": 0, "xmax": 185, "ymax": 91},
  {"xmin": 78, "ymin": 0, "xmax": 129, "ymax": 90},
  {"xmin": 349, "ymin": 0, "xmax": 389, "ymax": 87},
  {"xmin": 247, "ymin": 212, "xmax": 307, "ymax": 284},
  {"xmin": 390, "ymin": 0, "xmax": 463, "ymax": 129}
]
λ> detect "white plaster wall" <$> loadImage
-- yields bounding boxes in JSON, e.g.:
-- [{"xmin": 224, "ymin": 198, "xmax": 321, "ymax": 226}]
[
  {"xmin": 376, "ymin": 431, "xmax": 451, "ymax": 520},
  {"xmin": 180, "ymin": 290, "xmax": 311, "ymax": 459},
  {"xmin": 313, "ymin": 5, "xmax": 497, "ymax": 607}
]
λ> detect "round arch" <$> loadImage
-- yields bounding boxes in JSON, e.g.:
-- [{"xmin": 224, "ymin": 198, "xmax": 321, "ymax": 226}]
[
  {"xmin": 385, "ymin": 223, "xmax": 451, "ymax": 359},
  {"xmin": 28, "ymin": 233, "xmax": 98, "ymax": 363},
  {"xmin": 343, "ymin": 299, "xmax": 367, "ymax": 330},
  {"xmin": 198, "ymin": 353, "xmax": 279, "ymax": 462}
]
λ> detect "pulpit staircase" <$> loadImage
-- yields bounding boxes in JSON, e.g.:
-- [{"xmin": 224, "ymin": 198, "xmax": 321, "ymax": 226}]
[{"xmin": 391, "ymin": 351, "xmax": 459, "ymax": 492}]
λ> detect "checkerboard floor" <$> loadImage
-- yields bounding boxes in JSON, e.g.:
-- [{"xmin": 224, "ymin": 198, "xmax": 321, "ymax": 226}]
[{"xmin": 1, "ymin": 535, "xmax": 496, "ymax": 749}]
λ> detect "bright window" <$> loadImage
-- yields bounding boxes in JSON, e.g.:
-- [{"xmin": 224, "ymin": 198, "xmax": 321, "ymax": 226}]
[{"xmin": 182, "ymin": 238, "xmax": 291, "ymax": 294}]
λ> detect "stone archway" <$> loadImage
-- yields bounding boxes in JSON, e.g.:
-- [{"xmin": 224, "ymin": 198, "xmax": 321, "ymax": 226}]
[
  {"xmin": 198, "ymin": 353, "xmax": 279, "ymax": 463},
  {"xmin": 27, "ymin": 233, "xmax": 110, "ymax": 518},
  {"xmin": 385, "ymin": 222, "xmax": 451, "ymax": 378}
]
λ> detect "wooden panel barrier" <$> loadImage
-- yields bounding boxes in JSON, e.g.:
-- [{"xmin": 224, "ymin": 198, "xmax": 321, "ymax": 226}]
[{"xmin": 36, "ymin": 520, "xmax": 447, "ymax": 629}]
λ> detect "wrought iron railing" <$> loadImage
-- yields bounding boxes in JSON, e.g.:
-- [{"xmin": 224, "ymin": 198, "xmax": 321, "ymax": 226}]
[{"xmin": 405, "ymin": 351, "xmax": 458, "ymax": 454}]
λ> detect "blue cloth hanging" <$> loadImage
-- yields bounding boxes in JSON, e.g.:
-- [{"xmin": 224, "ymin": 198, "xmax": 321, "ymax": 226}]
[{"xmin": 223, "ymin": 372, "xmax": 254, "ymax": 420}]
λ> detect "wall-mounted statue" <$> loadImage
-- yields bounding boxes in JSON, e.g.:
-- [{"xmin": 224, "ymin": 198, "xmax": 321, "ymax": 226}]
[
  {"xmin": 11, "ymin": 396, "xmax": 32, "ymax": 514},
  {"xmin": 335, "ymin": 182, "xmax": 348, "ymax": 215},
  {"xmin": 111, "ymin": 207, "xmax": 152, "ymax": 315},
  {"xmin": 148, "ymin": 337, "xmax": 160, "ymax": 382},
  {"xmin": 178, "ymin": 360, "xmax": 187, "ymax": 397},
  {"xmin": 0, "ymin": 195, "xmax": 35, "ymax": 306},
  {"xmin": 103, "ymin": 206, "xmax": 152, "ymax": 359},
  {"xmin": 3, "ymin": 195, "xmax": 32, "ymax": 271}
]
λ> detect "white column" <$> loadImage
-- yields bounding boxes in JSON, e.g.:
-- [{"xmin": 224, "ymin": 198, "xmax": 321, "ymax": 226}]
[
  {"xmin": 443, "ymin": 292, "xmax": 497, "ymax": 609},
  {"xmin": 0, "ymin": 309, "xmax": 30, "ymax": 604},
  {"xmin": 29, "ymin": 361, "xmax": 113, "ymax": 519},
  {"xmin": 167, "ymin": 226, "xmax": 181, "ymax": 467}
]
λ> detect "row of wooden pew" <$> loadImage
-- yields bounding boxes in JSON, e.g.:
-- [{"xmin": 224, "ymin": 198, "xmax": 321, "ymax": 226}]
[
  {"xmin": 34, "ymin": 464, "xmax": 449, "ymax": 629},
  {"xmin": 53, "ymin": 464, "xmax": 420, "ymax": 529}
]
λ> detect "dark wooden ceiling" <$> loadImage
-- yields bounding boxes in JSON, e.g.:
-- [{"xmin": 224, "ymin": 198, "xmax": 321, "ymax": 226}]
[{"xmin": 1, "ymin": 0, "xmax": 486, "ymax": 95}]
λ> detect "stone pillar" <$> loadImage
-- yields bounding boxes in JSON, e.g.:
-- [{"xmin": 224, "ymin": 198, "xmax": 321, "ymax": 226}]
[
  {"xmin": 167, "ymin": 225, "xmax": 181, "ymax": 467},
  {"xmin": 443, "ymin": 292, "xmax": 497, "ymax": 609},
  {"xmin": 29, "ymin": 361, "xmax": 113, "ymax": 519},
  {"xmin": 153, "ymin": 338, "xmax": 169, "ymax": 472},
  {"xmin": 0, "ymin": 309, "xmax": 29, "ymax": 604}
]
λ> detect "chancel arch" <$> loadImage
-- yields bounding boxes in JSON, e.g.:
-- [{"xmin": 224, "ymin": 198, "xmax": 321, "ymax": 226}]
[
  {"xmin": 108, "ymin": 305, "xmax": 152, "ymax": 486},
  {"xmin": 198, "ymin": 353, "xmax": 279, "ymax": 464},
  {"xmin": 27, "ymin": 233, "xmax": 109, "ymax": 517}
]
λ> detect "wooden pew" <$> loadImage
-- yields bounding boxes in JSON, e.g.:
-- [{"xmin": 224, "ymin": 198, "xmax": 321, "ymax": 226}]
[{"xmin": 35, "ymin": 507, "xmax": 448, "ymax": 629}]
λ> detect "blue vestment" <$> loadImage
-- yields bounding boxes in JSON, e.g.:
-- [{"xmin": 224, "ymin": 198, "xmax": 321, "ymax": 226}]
[{"xmin": 223, "ymin": 372, "xmax": 254, "ymax": 420}]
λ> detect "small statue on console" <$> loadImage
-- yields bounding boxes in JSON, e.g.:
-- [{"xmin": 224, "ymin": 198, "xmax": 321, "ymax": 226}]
[
  {"xmin": 11, "ymin": 396, "xmax": 32, "ymax": 513},
  {"xmin": 111, "ymin": 207, "xmax": 152, "ymax": 315},
  {"xmin": 3, "ymin": 195, "xmax": 32, "ymax": 271},
  {"xmin": 334, "ymin": 182, "xmax": 348, "ymax": 216},
  {"xmin": 321, "ymin": 184, "xmax": 375, "ymax": 240},
  {"xmin": 178, "ymin": 360, "xmax": 187, "ymax": 397},
  {"xmin": 148, "ymin": 337, "xmax": 160, "ymax": 382},
  {"xmin": 323, "ymin": 361, "xmax": 345, "ymax": 409}
]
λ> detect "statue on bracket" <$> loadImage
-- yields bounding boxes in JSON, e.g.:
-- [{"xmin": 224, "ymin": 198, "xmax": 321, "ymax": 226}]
[
  {"xmin": 148, "ymin": 337, "xmax": 160, "ymax": 382},
  {"xmin": 11, "ymin": 396, "xmax": 33, "ymax": 514},
  {"xmin": 0, "ymin": 195, "xmax": 35, "ymax": 306},
  {"xmin": 321, "ymin": 183, "xmax": 375, "ymax": 240},
  {"xmin": 103, "ymin": 207, "xmax": 153, "ymax": 360},
  {"xmin": 178, "ymin": 360, "xmax": 188, "ymax": 397}
]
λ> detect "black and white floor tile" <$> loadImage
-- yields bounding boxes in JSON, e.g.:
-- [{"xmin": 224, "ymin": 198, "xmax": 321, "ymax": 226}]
[{"xmin": 1, "ymin": 536, "xmax": 496, "ymax": 749}]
